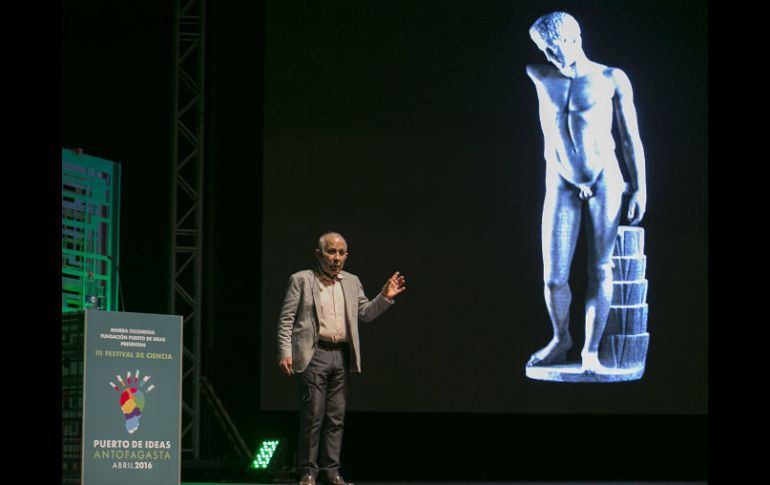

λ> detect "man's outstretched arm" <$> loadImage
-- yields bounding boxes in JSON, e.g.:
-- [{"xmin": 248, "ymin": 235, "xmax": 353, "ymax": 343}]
[{"xmin": 357, "ymin": 272, "xmax": 407, "ymax": 322}]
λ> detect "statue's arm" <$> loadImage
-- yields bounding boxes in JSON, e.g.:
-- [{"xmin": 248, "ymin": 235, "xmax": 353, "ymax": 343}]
[
  {"xmin": 610, "ymin": 68, "xmax": 647, "ymax": 224},
  {"xmin": 526, "ymin": 64, "xmax": 559, "ymax": 166}
]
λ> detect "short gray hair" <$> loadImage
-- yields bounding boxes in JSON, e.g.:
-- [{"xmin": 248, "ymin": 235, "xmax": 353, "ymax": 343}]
[{"xmin": 317, "ymin": 232, "xmax": 347, "ymax": 251}]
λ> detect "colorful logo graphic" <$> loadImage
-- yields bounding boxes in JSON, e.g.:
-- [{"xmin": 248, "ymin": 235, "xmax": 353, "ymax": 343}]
[{"xmin": 109, "ymin": 370, "xmax": 155, "ymax": 434}]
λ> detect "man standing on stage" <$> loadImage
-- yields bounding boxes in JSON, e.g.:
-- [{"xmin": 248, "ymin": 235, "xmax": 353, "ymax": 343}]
[
  {"xmin": 524, "ymin": 12, "xmax": 647, "ymax": 372},
  {"xmin": 277, "ymin": 232, "xmax": 406, "ymax": 485}
]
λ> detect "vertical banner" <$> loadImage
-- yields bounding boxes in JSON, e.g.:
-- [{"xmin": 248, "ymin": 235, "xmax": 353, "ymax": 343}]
[{"xmin": 81, "ymin": 310, "xmax": 183, "ymax": 485}]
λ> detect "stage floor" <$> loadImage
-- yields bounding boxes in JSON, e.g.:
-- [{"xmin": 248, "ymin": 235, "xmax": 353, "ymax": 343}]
[{"xmin": 182, "ymin": 482, "xmax": 707, "ymax": 485}]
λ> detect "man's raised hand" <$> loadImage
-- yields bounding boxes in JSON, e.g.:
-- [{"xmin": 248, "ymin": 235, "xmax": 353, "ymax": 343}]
[{"xmin": 381, "ymin": 271, "xmax": 406, "ymax": 300}]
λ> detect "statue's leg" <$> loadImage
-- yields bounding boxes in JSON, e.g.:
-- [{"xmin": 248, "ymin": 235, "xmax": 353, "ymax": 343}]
[
  {"xmin": 528, "ymin": 171, "xmax": 581, "ymax": 367},
  {"xmin": 581, "ymin": 169, "xmax": 623, "ymax": 372}
]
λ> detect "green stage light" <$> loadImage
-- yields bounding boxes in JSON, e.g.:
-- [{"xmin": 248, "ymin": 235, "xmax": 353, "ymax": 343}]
[{"xmin": 250, "ymin": 439, "xmax": 281, "ymax": 470}]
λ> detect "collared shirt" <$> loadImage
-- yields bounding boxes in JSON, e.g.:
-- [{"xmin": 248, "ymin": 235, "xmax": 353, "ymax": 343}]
[{"xmin": 315, "ymin": 271, "xmax": 347, "ymax": 343}]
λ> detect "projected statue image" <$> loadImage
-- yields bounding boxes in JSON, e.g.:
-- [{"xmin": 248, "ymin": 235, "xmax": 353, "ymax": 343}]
[{"xmin": 524, "ymin": 12, "xmax": 648, "ymax": 380}]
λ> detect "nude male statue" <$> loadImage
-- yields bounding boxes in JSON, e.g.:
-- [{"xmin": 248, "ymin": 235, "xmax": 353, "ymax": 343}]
[{"xmin": 525, "ymin": 12, "xmax": 647, "ymax": 373}]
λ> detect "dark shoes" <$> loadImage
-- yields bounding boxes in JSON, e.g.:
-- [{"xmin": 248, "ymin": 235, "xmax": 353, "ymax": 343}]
[
  {"xmin": 326, "ymin": 475, "xmax": 352, "ymax": 485},
  {"xmin": 299, "ymin": 474, "xmax": 316, "ymax": 485},
  {"xmin": 299, "ymin": 473, "xmax": 352, "ymax": 485}
]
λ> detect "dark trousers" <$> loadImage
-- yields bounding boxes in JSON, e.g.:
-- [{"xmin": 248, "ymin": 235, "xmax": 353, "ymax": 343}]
[{"xmin": 296, "ymin": 342, "xmax": 349, "ymax": 479}]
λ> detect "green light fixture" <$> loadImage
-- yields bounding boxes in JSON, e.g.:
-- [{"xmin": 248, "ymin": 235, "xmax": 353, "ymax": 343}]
[{"xmin": 250, "ymin": 439, "xmax": 281, "ymax": 470}]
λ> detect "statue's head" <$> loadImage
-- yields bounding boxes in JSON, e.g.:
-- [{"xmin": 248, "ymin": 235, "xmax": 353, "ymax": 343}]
[
  {"xmin": 529, "ymin": 12, "xmax": 581, "ymax": 46},
  {"xmin": 529, "ymin": 12, "xmax": 583, "ymax": 71}
]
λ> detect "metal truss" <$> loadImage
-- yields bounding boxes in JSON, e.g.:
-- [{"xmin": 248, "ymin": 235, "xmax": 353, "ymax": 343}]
[
  {"xmin": 171, "ymin": 0, "xmax": 206, "ymax": 460},
  {"xmin": 171, "ymin": 0, "xmax": 249, "ymax": 463}
]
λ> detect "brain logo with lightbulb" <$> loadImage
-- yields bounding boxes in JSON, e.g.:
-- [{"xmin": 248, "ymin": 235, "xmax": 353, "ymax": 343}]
[{"xmin": 109, "ymin": 370, "xmax": 155, "ymax": 434}]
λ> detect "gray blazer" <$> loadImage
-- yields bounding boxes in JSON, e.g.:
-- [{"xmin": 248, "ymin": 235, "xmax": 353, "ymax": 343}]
[{"xmin": 277, "ymin": 269, "xmax": 393, "ymax": 373}]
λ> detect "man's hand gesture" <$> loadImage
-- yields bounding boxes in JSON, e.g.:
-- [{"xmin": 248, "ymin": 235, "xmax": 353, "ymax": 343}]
[{"xmin": 381, "ymin": 271, "xmax": 406, "ymax": 300}]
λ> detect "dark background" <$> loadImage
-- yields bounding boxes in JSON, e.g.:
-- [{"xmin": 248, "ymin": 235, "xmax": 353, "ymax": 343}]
[
  {"xmin": 259, "ymin": 0, "xmax": 707, "ymax": 415},
  {"xmin": 63, "ymin": 0, "xmax": 707, "ymax": 480}
]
